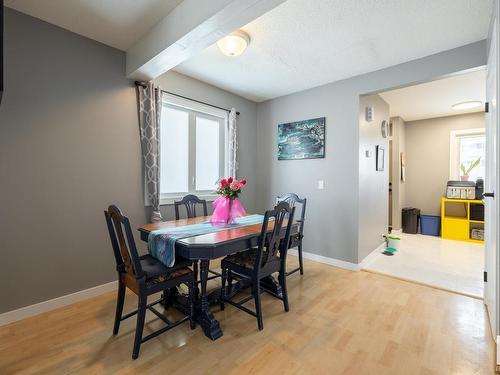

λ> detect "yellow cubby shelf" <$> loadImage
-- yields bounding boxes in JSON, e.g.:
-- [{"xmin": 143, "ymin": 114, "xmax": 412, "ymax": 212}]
[
  {"xmin": 468, "ymin": 239, "xmax": 485, "ymax": 244},
  {"xmin": 441, "ymin": 197, "xmax": 484, "ymax": 243}
]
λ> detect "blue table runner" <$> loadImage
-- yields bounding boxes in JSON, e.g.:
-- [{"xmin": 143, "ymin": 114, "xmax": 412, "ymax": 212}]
[{"xmin": 148, "ymin": 214, "xmax": 265, "ymax": 267}]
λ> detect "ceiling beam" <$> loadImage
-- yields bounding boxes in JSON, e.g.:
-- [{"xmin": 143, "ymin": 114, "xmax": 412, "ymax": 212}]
[{"xmin": 126, "ymin": 0, "xmax": 287, "ymax": 81}]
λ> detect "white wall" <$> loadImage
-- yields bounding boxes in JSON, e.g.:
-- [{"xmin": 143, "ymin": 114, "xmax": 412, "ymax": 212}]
[{"xmin": 256, "ymin": 41, "xmax": 486, "ymax": 265}]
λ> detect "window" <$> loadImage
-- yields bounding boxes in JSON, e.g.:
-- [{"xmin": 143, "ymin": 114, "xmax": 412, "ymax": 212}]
[
  {"xmin": 158, "ymin": 93, "xmax": 227, "ymax": 203},
  {"xmin": 450, "ymin": 128, "xmax": 486, "ymax": 181}
]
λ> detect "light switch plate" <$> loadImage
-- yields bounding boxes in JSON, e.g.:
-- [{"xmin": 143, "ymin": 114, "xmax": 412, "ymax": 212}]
[
  {"xmin": 365, "ymin": 150, "xmax": 372, "ymax": 157},
  {"xmin": 318, "ymin": 180, "xmax": 324, "ymax": 190}
]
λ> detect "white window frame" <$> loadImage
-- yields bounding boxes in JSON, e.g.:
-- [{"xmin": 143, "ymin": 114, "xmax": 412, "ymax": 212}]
[
  {"xmin": 449, "ymin": 128, "xmax": 486, "ymax": 180},
  {"xmin": 145, "ymin": 93, "xmax": 228, "ymax": 206}
]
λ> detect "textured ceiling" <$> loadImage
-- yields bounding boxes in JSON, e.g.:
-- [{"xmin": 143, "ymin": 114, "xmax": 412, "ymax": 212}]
[
  {"xmin": 4, "ymin": 0, "xmax": 183, "ymax": 50},
  {"xmin": 175, "ymin": 0, "xmax": 493, "ymax": 102},
  {"xmin": 379, "ymin": 69, "xmax": 486, "ymax": 122}
]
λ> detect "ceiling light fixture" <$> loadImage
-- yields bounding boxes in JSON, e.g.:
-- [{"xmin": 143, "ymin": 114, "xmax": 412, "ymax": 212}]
[
  {"xmin": 217, "ymin": 30, "xmax": 250, "ymax": 57},
  {"xmin": 451, "ymin": 101, "xmax": 483, "ymax": 110}
]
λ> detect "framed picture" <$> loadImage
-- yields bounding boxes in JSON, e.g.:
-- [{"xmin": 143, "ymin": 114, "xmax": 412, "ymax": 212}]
[
  {"xmin": 278, "ymin": 117, "xmax": 325, "ymax": 160},
  {"xmin": 376, "ymin": 145, "xmax": 385, "ymax": 171}
]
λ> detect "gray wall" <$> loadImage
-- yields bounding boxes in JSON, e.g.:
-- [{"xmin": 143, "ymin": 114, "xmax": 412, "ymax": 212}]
[
  {"xmin": 0, "ymin": 9, "xmax": 257, "ymax": 313},
  {"xmin": 389, "ymin": 117, "xmax": 406, "ymax": 230},
  {"xmin": 257, "ymin": 83, "xmax": 361, "ymax": 263},
  {"xmin": 0, "ymin": 9, "xmax": 141, "ymax": 313},
  {"xmin": 256, "ymin": 41, "xmax": 486, "ymax": 264},
  {"xmin": 358, "ymin": 94, "xmax": 389, "ymax": 261},
  {"xmin": 404, "ymin": 112, "xmax": 485, "ymax": 216}
]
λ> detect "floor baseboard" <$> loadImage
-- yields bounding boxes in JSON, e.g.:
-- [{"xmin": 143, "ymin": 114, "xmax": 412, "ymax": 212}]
[
  {"xmin": 288, "ymin": 249, "xmax": 360, "ymax": 271},
  {"xmin": 289, "ymin": 242, "xmax": 385, "ymax": 272},
  {"xmin": 0, "ymin": 281, "xmax": 118, "ymax": 326}
]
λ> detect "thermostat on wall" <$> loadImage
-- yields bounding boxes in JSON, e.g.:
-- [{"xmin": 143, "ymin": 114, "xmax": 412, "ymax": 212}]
[{"xmin": 365, "ymin": 106, "xmax": 374, "ymax": 122}]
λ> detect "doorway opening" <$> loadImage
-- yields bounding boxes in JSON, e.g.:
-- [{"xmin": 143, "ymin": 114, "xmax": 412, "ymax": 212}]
[{"xmin": 362, "ymin": 69, "xmax": 486, "ymax": 299}]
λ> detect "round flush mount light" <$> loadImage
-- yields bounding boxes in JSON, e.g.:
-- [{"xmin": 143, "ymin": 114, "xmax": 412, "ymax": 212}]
[
  {"xmin": 217, "ymin": 30, "xmax": 250, "ymax": 57},
  {"xmin": 451, "ymin": 101, "xmax": 483, "ymax": 110}
]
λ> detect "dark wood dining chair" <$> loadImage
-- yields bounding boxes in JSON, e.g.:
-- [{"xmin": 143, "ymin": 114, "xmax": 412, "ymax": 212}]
[
  {"xmin": 219, "ymin": 201, "xmax": 295, "ymax": 330},
  {"xmin": 174, "ymin": 194, "xmax": 208, "ymax": 220},
  {"xmin": 104, "ymin": 205, "xmax": 195, "ymax": 359},
  {"xmin": 174, "ymin": 194, "xmax": 220, "ymax": 281},
  {"xmin": 277, "ymin": 193, "xmax": 307, "ymax": 276}
]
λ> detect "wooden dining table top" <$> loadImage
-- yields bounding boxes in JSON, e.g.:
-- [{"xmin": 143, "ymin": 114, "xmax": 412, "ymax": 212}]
[{"xmin": 138, "ymin": 215, "xmax": 297, "ymax": 248}]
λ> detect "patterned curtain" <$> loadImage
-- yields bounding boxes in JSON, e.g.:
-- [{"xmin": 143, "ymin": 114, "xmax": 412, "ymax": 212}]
[
  {"xmin": 227, "ymin": 108, "xmax": 238, "ymax": 177},
  {"xmin": 137, "ymin": 82, "xmax": 163, "ymax": 223}
]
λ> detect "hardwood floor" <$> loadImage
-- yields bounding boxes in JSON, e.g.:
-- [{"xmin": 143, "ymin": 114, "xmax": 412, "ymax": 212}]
[{"xmin": 0, "ymin": 257, "xmax": 495, "ymax": 374}]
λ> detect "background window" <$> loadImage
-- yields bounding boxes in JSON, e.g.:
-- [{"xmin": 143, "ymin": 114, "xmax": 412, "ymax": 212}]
[
  {"xmin": 450, "ymin": 128, "xmax": 485, "ymax": 181},
  {"xmin": 161, "ymin": 106, "xmax": 189, "ymax": 194},
  {"xmin": 158, "ymin": 101, "xmax": 226, "ymax": 202},
  {"xmin": 459, "ymin": 135, "xmax": 485, "ymax": 181},
  {"xmin": 196, "ymin": 116, "xmax": 221, "ymax": 191}
]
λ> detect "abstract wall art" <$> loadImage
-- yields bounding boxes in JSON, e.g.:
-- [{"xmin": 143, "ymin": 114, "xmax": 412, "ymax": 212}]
[{"xmin": 277, "ymin": 117, "xmax": 325, "ymax": 160}]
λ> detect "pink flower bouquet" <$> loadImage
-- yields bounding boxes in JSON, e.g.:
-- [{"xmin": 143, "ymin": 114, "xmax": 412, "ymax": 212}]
[{"xmin": 211, "ymin": 177, "xmax": 247, "ymax": 224}]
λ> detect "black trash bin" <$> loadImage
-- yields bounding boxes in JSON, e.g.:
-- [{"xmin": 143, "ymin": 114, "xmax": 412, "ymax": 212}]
[{"xmin": 402, "ymin": 207, "xmax": 420, "ymax": 234}]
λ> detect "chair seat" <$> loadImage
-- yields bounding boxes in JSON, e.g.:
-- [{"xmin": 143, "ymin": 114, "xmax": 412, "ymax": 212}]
[
  {"xmin": 139, "ymin": 255, "xmax": 192, "ymax": 286},
  {"xmin": 222, "ymin": 248, "xmax": 258, "ymax": 269},
  {"xmin": 222, "ymin": 249, "xmax": 281, "ymax": 271}
]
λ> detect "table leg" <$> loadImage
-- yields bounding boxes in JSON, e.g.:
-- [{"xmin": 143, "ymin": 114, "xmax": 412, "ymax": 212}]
[
  {"xmin": 193, "ymin": 260, "xmax": 200, "ymax": 300},
  {"xmin": 198, "ymin": 259, "xmax": 223, "ymax": 340}
]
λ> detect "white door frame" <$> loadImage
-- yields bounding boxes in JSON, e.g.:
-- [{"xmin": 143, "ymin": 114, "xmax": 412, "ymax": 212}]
[{"xmin": 485, "ymin": 0, "xmax": 500, "ymax": 354}]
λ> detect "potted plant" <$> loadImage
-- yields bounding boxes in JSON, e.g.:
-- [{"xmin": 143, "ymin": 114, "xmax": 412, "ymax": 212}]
[
  {"xmin": 211, "ymin": 177, "xmax": 247, "ymax": 225},
  {"xmin": 460, "ymin": 157, "xmax": 481, "ymax": 181}
]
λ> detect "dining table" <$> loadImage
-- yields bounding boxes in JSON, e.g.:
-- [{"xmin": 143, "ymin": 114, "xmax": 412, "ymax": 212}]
[{"xmin": 138, "ymin": 214, "xmax": 298, "ymax": 340}]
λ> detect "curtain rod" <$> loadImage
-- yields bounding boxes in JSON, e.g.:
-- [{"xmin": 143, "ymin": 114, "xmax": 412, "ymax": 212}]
[{"xmin": 135, "ymin": 81, "xmax": 240, "ymax": 116}]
